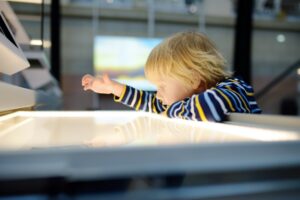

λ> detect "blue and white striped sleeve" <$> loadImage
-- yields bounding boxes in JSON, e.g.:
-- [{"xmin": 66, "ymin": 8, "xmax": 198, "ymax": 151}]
[
  {"xmin": 163, "ymin": 89, "xmax": 229, "ymax": 122},
  {"xmin": 163, "ymin": 81, "xmax": 262, "ymax": 122},
  {"xmin": 113, "ymin": 78, "xmax": 261, "ymax": 122},
  {"xmin": 114, "ymin": 85, "xmax": 167, "ymax": 114},
  {"xmin": 164, "ymin": 79, "xmax": 262, "ymax": 122}
]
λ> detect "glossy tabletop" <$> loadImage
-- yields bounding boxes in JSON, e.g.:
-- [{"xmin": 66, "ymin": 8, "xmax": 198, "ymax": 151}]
[{"xmin": 0, "ymin": 111, "xmax": 299, "ymax": 151}]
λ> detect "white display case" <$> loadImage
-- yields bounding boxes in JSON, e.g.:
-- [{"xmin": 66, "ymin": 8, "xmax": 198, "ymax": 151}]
[{"xmin": 0, "ymin": 110, "xmax": 300, "ymax": 199}]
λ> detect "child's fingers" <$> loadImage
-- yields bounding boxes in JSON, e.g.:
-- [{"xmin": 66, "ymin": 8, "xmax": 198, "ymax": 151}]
[
  {"xmin": 83, "ymin": 81, "xmax": 91, "ymax": 91},
  {"xmin": 82, "ymin": 77, "xmax": 88, "ymax": 86},
  {"xmin": 82, "ymin": 78, "xmax": 90, "ymax": 86},
  {"xmin": 82, "ymin": 79, "xmax": 90, "ymax": 87},
  {"xmin": 82, "ymin": 74, "xmax": 92, "ymax": 86},
  {"xmin": 86, "ymin": 79, "xmax": 94, "ymax": 90},
  {"xmin": 84, "ymin": 84, "xmax": 90, "ymax": 91},
  {"xmin": 82, "ymin": 79, "xmax": 87, "ymax": 86},
  {"xmin": 83, "ymin": 83, "xmax": 88, "ymax": 90},
  {"xmin": 82, "ymin": 81, "xmax": 88, "ymax": 87}
]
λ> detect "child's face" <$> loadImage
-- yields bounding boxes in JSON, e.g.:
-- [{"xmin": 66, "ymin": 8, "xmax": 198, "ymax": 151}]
[{"xmin": 154, "ymin": 77, "xmax": 195, "ymax": 106}]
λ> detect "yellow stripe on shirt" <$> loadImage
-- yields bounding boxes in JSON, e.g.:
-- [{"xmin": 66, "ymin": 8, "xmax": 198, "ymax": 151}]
[
  {"xmin": 228, "ymin": 79, "xmax": 254, "ymax": 96},
  {"xmin": 195, "ymin": 96, "xmax": 208, "ymax": 121},
  {"xmin": 114, "ymin": 86, "xmax": 127, "ymax": 102},
  {"xmin": 152, "ymin": 94, "xmax": 158, "ymax": 113},
  {"xmin": 178, "ymin": 104, "xmax": 185, "ymax": 119},
  {"xmin": 225, "ymin": 86, "xmax": 250, "ymax": 112},
  {"xmin": 214, "ymin": 88, "xmax": 235, "ymax": 112},
  {"xmin": 136, "ymin": 91, "xmax": 143, "ymax": 110}
]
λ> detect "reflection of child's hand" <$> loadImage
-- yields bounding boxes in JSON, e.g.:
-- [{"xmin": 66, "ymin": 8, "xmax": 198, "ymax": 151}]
[
  {"xmin": 84, "ymin": 133, "xmax": 128, "ymax": 147},
  {"xmin": 81, "ymin": 73, "xmax": 114, "ymax": 94}
]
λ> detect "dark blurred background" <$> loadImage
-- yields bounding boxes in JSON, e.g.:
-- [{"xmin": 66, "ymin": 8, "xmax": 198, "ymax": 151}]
[{"xmin": 3, "ymin": 0, "xmax": 300, "ymax": 115}]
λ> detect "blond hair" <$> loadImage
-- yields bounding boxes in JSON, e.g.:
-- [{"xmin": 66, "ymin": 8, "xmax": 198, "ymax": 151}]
[{"xmin": 145, "ymin": 31, "xmax": 232, "ymax": 89}]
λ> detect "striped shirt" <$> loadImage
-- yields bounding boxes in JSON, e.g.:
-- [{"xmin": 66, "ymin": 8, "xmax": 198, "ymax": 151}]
[{"xmin": 114, "ymin": 77, "xmax": 261, "ymax": 122}]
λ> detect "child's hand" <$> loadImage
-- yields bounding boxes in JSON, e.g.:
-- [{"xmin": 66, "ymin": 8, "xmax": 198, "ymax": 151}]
[
  {"xmin": 81, "ymin": 74, "xmax": 125, "ymax": 97},
  {"xmin": 81, "ymin": 73, "xmax": 114, "ymax": 94}
]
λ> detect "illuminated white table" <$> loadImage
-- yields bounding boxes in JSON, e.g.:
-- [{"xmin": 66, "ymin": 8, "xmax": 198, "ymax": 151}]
[
  {"xmin": 0, "ymin": 111, "xmax": 300, "ymax": 199},
  {"xmin": 0, "ymin": 111, "xmax": 299, "ymax": 150}
]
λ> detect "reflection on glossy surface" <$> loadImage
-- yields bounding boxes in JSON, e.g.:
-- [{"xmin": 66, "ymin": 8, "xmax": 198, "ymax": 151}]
[{"xmin": 0, "ymin": 111, "xmax": 299, "ymax": 150}]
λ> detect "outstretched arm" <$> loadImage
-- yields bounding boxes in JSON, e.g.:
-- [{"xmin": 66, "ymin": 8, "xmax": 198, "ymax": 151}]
[
  {"xmin": 114, "ymin": 85, "xmax": 167, "ymax": 114},
  {"xmin": 81, "ymin": 74, "xmax": 167, "ymax": 114}
]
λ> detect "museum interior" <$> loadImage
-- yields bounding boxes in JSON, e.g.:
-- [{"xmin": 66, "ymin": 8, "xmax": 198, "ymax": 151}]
[{"xmin": 0, "ymin": 0, "xmax": 300, "ymax": 199}]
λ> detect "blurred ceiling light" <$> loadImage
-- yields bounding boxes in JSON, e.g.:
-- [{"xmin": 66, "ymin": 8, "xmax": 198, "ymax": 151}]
[
  {"xmin": 8, "ymin": 0, "xmax": 41, "ymax": 3},
  {"xmin": 297, "ymin": 68, "xmax": 300, "ymax": 75},
  {"xmin": 276, "ymin": 34, "xmax": 286, "ymax": 43},
  {"xmin": 30, "ymin": 39, "xmax": 51, "ymax": 48},
  {"xmin": 30, "ymin": 39, "xmax": 42, "ymax": 46},
  {"xmin": 8, "ymin": 0, "xmax": 50, "ymax": 4},
  {"xmin": 107, "ymin": 0, "xmax": 114, "ymax": 4},
  {"xmin": 189, "ymin": 5, "xmax": 198, "ymax": 13}
]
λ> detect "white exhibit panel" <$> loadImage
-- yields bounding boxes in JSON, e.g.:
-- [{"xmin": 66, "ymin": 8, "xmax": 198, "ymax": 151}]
[
  {"xmin": 0, "ymin": 111, "xmax": 300, "ymax": 199},
  {"xmin": 0, "ymin": 81, "xmax": 35, "ymax": 113},
  {"xmin": 0, "ymin": 11, "xmax": 35, "ymax": 113},
  {"xmin": 0, "ymin": 1, "xmax": 30, "ymax": 45},
  {"xmin": 0, "ymin": 111, "xmax": 299, "ymax": 151},
  {"xmin": 0, "ymin": 13, "xmax": 29, "ymax": 75}
]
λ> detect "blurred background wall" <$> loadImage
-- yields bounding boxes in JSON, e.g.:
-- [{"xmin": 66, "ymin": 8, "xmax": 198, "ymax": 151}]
[{"xmin": 6, "ymin": 0, "xmax": 300, "ymax": 115}]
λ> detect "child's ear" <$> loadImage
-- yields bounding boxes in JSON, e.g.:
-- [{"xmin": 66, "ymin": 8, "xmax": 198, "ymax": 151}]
[
  {"xmin": 192, "ymin": 77, "xmax": 207, "ymax": 93},
  {"xmin": 192, "ymin": 75, "xmax": 204, "ymax": 89}
]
